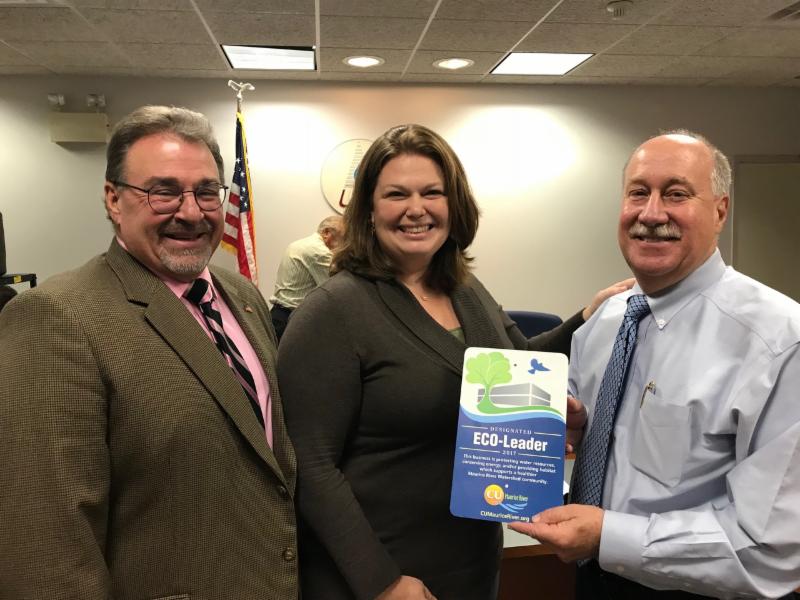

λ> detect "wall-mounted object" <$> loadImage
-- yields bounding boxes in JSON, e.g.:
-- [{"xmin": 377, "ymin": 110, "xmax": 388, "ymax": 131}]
[
  {"xmin": 86, "ymin": 94, "xmax": 106, "ymax": 110},
  {"xmin": 47, "ymin": 93, "xmax": 65, "ymax": 110},
  {"xmin": 49, "ymin": 112, "xmax": 109, "ymax": 143}
]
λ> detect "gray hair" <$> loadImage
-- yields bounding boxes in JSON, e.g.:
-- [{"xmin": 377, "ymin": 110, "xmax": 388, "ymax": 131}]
[
  {"xmin": 317, "ymin": 215, "xmax": 343, "ymax": 234},
  {"xmin": 625, "ymin": 129, "xmax": 732, "ymax": 197},
  {"xmin": 105, "ymin": 106, "xmax": 224, "ymax": 183}
]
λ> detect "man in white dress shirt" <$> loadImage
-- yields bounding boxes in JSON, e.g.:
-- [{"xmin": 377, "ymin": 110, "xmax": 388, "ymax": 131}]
[
  {"xmin": 511, "ymin": 130, "xmax": 800, "ymax": 599},
  {"xmin": 269, "ymin": 215, "xmax": 343, "ymax": 341}
]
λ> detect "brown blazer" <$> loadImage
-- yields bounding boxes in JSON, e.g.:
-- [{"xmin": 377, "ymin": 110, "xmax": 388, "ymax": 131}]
[{"xmin": 0, "ymin": 240, "xmax": 298, "ymax": 600}]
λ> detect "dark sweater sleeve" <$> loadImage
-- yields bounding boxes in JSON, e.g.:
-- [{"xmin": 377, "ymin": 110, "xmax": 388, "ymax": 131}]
[
  {"xmin": 505, "ymin": 309, "xmax": 585, "ymax": 356},
  {"xmin": 276, "ymin": 287, "xmax": 402, "ymax": 600}
]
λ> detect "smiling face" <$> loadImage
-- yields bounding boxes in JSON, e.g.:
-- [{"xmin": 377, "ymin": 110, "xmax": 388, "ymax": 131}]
[
  {"xmin": 371, "ymin": 153, "xmax": 450, "ymax": 277},
  {"xmin": 618, "ymin": 134, "xmax": 729, "ymax": 294},
  {"xmin": 104, "ymin": 133, "xmax": 224, "ymax": 282}
]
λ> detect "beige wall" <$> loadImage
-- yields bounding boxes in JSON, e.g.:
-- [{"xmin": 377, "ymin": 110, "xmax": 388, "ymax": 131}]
[{"xmin": 2, "ymin": 76, "xmax": 799, "ymax": 316}]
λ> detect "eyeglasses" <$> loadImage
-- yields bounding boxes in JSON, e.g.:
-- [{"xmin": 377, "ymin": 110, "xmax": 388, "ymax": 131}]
[{"xmin": 112, "ymin": 180, "xmax": 229, "ymax": 215}]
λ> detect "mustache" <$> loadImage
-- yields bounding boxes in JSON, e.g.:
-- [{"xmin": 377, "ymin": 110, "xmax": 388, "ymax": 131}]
[
  {"xmin": 628, "ymin": 222, "xmax": 682, "ymax": 240},
  {"xmin": 160, "ymin": 221, "xmax": 213, "ymax": 236}
]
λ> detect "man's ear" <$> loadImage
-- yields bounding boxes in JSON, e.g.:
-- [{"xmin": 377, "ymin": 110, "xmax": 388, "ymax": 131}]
[
  {"xmin": 715, "ymin": 194, "xmax": 730, "ymax": 233},
  {"xmin": 104, "ymin": 181, "xmax": 122, "ymax": 226}
]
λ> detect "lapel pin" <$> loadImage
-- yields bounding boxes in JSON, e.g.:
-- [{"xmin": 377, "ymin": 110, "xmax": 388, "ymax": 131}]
[{"xmin": 244, "ymin": 305, "xmax": 253, "ymax": 313}]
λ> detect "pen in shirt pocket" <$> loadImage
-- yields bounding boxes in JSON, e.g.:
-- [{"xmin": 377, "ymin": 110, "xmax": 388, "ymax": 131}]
[{"xmin": 641, "ymin": 381, "xmax": 656, "ymax": 407}]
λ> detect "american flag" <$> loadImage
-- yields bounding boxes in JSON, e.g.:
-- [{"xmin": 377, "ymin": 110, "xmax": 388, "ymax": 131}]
[{"xmin": 221, "ymin": 111, "xmax": 258, "ymax": 284}]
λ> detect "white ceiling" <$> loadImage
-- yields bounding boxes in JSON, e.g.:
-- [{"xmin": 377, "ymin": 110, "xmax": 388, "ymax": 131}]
[{"xmin": 1, "ymin": 0, "xmax": 799, "ymax": 86}]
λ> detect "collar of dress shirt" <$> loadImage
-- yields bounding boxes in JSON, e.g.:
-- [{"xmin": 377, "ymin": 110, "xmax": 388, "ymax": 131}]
[{"xmin": 631, "ymin": 249, "xmax": 727, "ymax": 331}]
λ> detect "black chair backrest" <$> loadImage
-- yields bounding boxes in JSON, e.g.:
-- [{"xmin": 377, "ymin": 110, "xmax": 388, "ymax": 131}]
[{"xmin": 506, "ymin": 310, "xmax": 563, "ymax": 338}]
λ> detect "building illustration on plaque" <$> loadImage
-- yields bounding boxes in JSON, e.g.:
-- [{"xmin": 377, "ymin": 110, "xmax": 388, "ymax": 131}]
[
  {"xmin": 476, "ymin": 381, "xmax": 552, "ymax": 408},
  {"xmin": 464, "ymin": 350, "xmax": 561, "ymax": 417}
]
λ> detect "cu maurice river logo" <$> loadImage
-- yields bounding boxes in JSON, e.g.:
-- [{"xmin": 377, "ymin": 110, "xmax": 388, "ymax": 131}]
[{"xmin": 483, "ymin": 484, "xmax": 528, "ymax": 514}]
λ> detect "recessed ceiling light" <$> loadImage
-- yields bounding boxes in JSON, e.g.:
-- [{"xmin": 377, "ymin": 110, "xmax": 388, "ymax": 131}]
[
  {"xmin": 434, "ymin": 58, "xmax": 474, "ymax": 70},
  {"xmin": 491, "ymin": 52, "xmax": 593, "ymax": 76},
  {"xmin": 222, "ymin": 45, "xmax": 316, "ymax": 71},
  {"xmin": 343, "ymin": 56, "xmax": 385, "ymax": 68}
]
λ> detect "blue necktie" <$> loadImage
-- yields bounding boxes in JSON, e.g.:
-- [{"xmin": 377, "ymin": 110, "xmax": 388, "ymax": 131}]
[
  {"xmin": 570, "ymin": 294, "xmax": 650, "ymax": 508},
  {"xmin": 186, "ymin": 278, "xmax": 265, "ymax": 429}
]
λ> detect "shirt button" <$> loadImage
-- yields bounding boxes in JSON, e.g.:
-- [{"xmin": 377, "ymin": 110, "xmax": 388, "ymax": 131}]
[
  {"xmin": 615, "ymin": 565, "xmax": 625, "ymax": 574},
  {"xmin": 656, "ymin": 318, "xmax": 666, "ymax": 329},
  {"xmin": 283, "ymin": 547, "xmax": 296, "ymax": 562}
]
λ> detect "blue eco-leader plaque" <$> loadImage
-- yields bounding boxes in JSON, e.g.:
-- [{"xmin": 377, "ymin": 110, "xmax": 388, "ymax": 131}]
[{"xmin": 450, "ymin": 347, "xmax": 567, "ymax": 523}]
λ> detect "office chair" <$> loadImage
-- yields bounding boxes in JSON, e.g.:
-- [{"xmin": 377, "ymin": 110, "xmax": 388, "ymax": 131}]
[{"xmin": 506, "ymin": 310, "xmax": 563, "ymax": 338}]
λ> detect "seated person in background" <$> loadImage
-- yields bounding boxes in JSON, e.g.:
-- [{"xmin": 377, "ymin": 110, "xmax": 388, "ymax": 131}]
[
  {"xmin": 269, "ymin": 214, "xmax": 343, "ymax": 341},
  {"xmin": 0, "ymin": 284, "xmax": 16, "ymax": 312},
  {"xmin": 511, "ymin": 130, "xmax": 800, "ymax": 600},
  {"xmin": 277, "ymin": 123, "xmax": 632, "ymax": 600}
]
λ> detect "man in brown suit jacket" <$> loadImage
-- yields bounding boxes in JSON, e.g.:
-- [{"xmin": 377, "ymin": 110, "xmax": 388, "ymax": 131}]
[{"xmin": 0, "ymin": 106, "xmax": 298, "ymax": 599}]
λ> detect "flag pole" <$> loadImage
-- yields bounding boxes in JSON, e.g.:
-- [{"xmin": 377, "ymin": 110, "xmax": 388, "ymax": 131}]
[{"xmin": 222, "ymin": 80, "xmax": 259, "ymax": 285}]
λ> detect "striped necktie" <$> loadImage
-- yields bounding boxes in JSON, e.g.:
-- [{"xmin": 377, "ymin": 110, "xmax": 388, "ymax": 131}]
[
  {"xmin": 186, "ymin": 278, "xmax": 265, "ymax": 429},
  {"xmin": 570, "ymin": 294, "xmax": 650, "ymax": 508}
]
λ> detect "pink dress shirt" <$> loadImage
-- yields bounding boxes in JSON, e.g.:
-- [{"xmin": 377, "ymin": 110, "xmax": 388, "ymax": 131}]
[{"xmin": 118, "ymin": 239, "xmax": 273, "ymax": 446}]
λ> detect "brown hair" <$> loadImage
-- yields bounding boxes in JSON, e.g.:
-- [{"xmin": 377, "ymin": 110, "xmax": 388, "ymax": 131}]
[
  {"xmin": 332, "ymin": 124, "xmax": 480, "ymax": 293},
  {"xmin": 106, "ymin": 105, "xmax": 224, "ymax": 183}
]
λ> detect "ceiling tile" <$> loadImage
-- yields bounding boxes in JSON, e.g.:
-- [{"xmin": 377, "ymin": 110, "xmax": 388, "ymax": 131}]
[
  {"xmin": 655, "ymin": 55, "xmax": 744, "ymax": 77},
  {"xmin": 319, "ymin": 47, "xmax": 411, "ymax": 73},
  {"xmin": 406, "ymin": 49, "xmax": 504, "ymax": 73},
  {"xmin": 56, "ymin": 66, "xmax": 148, "ymax": 75},
  {"xmin": 698, "ymin": 27, "xmax": 800, "ymax": 58},
  {"xmin": 69, "ymin": 0, "xmax": 193, "ymax": 10},
  {"xmin": 483, "ymin": 73, "xmax": 571, "ymax": 84},
  {"xmin": 0, "ymin": 7, "xmax": 101, "ymax": 42},
  {"xmin": 557, "ymin": 75, "xmax": 635, "ymax": 85},
  {"xmin": 725, "ymin": 56, "xmax": 800, "ymax": 79},
  {"xmin": 323, "ymin": 71, "xmax": 401, "ymax": 81},
  {"xmin": 545, "ymin": 0, "xmax": 678, "ymax": 25},
  {"xmin": 192, "ymin": 0, "xmax": 314, "ymax": 13},
  {"xmin": 205, "ymin": 12, "xmax": 314, "ymax": 45},
  {"xmin": 319, "ymin": 0, "xmax": 436, "ymax": 18},
  {"xmin": 402, "ymin": 72, "xmax": 483, "ymax": 83},
  {"xmin": 80, "ymin": 9, "xmax": 209, "ymax": 43},
  {"xmin": 419, "ymin": 19, "xmax": 532, "ymax": 52},
  {"xmin": 321, "ymin": 16, "xmax": 427, "ymax": 49},
  {"xmin": 609, "ymin": 25, "xmax": 732, "ymax": 55},
  {"xmin": 221, "ymin": 69, "xmax": 320, "ymax": 80},
  {"xmin": 119, "ymin": 43, "xmax": 227, "ymax": 69},
  {"xmin": 514, "ymin": 22, "xmax": 636, "ymax": 53},
  {"xmin": 436, "ymin": 0, "xmax": 556, "ymax": 23},
  {"xmin": 0, "ymin": 65, "xmax": 54, "ymax": 74},
  {"xmin": 10, "ymin": 41, "xmax": 129, "ymax": 67},
  {"xmin": 2, "ymin": 0, "xmax": 798, "ymax": 85},
  {"xmin": 572, "ymin": 53, "xmax": 678, "ymax": 77},
  {"xmin": 654, "ymin": 0, "xmax": 795, "ymax": 26},
  {"xmin": 0, "ymin": 43, "xmax": 37, "ymax": 66},
  {"xmin": 704, "ymin": 77, "xmax": 784, "ymax": 87},
  {"xmin": 657, "ymin": 56, "xmax": 800, "ymax": 79},
  {"xmin": 630, "ymin": 77, "xmax": 712, "ymax": 86}
]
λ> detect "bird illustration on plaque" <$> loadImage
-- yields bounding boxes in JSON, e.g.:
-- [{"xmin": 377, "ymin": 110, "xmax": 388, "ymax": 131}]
[{"xmin": 450, "ymin": 348, "xmax": 567, "ymax": 523}]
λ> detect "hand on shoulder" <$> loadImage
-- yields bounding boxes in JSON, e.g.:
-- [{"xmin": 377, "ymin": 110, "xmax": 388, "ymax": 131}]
[{"xmin": 582, "ymin": 278, "xmax": 635, "ymax": 321}]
